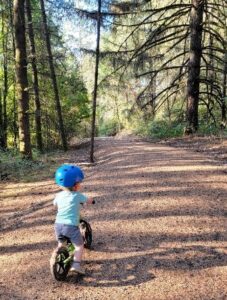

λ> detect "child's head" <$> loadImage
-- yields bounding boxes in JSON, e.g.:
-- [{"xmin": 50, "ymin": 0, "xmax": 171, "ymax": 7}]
[{"xmin": 55, "ymin": 164, "xmax": 84, "ymax": 191}]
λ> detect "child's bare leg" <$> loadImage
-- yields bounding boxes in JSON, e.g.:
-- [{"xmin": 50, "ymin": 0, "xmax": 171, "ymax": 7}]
[
  {"xmin": 58, "ymin": 241, "xmax": 67, "ymax": 248},
  {"xmin": 70, "ymin": 244, "xmax": 85, "ymax": 274},
  {"xmin": 51, "ymin": 241, "xmax": 67, "ymax": 256},
  {"xmin": 73, "ymin": 244, "xmax": 84, "ymax": 262}
]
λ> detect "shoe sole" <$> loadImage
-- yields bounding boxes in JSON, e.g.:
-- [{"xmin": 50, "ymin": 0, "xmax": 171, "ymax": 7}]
[{"xmin": 70, "ymin": 268, "xmax": 85, "ymax": 275}]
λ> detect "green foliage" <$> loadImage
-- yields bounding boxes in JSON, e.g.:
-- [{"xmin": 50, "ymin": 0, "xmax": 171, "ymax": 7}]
[
  {"xmin": 0, "ymin": 146, "xmax": 69, "ymax": 181},
  {"xmin": 58, "ymin": 61, "xmax": 91, "ymax": 140},
  {"xmin": 1, "ymin": 0, "xmax": 226, "ymax": 154},
  {"xmin": 198, "ymin": 122, "xmax": 227, "ymax": 136},
  {"xmin": 149, "ymin": 120, "xmax": 184, "ymax": 138},
  {"xmin": 0, "ymin": 1, "xmax": 91, "ymax": 152},
  {"xmin": 93, "ymin": 0, "xmax": 226, "ymax": 139},
  {"xmin": 133, "ymin": 116, "xmax": 184, "ymax": 139},
  {"xmin": 0, "ymin": 148, "xmax": 45, "ymax": 181},
  {"xmin": 98, "ymin": 118, "xmax": 120, "ymax": 136}
]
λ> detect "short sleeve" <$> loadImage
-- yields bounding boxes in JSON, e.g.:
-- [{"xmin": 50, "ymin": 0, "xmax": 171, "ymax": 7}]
[{"xmin": 76, "ymin": 192, "xmax": 88, "ymax": 204}]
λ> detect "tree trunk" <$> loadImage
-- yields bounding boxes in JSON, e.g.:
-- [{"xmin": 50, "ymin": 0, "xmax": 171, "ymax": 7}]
[
  {"xmin": 9, "ymin": 0, "xmax": 18, "ymax": 147},
  {"xmin": 0, "ymin": 92, "xmax": 3, "ymax": 148},
  {"xmin": 185, "ymin": 0, "xmax": 204, "ymax": 134},
  {"xmin": 221, "ymin": 3, "xmax": 227, "ymax": 127},
  {"xmin": 90, "ymin": 0, "xmax": 101, "ymax": 163},
  {"xmin": 3, "ymin": 34, "xmax": 8, "ymax": 149},
  {"xmin": 39, "ymin": 0, "xmax": 67, "ymax": 151},
  {"xmin": 13, "ymin": 0, "xmax": 32, "ymax": 158},
  {"xmin": 26, "ymin": 0, "xmax": 43, "ymax": 152},
  {"xmin": 1, "ymin": 6, "xmax": 8, "ymax": 149},
  {"xmin": 222, "ymin": 52, "xmax": 227, "ymax": 127}
]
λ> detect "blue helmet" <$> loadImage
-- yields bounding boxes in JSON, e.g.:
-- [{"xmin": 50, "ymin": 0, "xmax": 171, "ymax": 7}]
[{"xmin": 55, "ymin": 164, "xmax": 84, "ymax": 187}]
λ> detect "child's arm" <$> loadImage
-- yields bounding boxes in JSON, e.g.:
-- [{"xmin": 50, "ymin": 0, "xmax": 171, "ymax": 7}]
[
  {"xmin": 78, "ymin": 191, "xmax": 95, "ymax": 206},
  {"xmin": 81, "ymin": 197, "xmax": 95, "ymax": 206}
]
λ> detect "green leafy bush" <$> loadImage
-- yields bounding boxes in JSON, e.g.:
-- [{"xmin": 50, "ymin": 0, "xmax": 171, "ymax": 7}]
[
  {"xmin": 148, "ymin": 120, "xmax": 184, "ymax": 138},
  {"xmin": 0, "ymin": 149, "xmax": 45, "ymax": 181},
  {"xmin": 198, "ymin": 122, "xmax": 227, "ymax": 136},
  {"xmin": 98, "ymin": 119, "xmax": 120, "ymax": 136},
  {"xmin": 134, "ymin": 117, "xmax": 184, "ymax": 139}
]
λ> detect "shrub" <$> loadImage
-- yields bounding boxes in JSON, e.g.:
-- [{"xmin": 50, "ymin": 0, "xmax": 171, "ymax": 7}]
[
  {"xmin": 98, "ymin": 119, "xmax": 120, "ymax": 136},
  {"xmin": 0, "ymin": 148, "xmax": 45, "ymax": 181},
  {"xmin": 134, "ymin": 118, "xmax": 184, "ymax": 139}
]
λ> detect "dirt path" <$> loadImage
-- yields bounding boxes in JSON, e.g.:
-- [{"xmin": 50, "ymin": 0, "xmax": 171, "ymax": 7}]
[{"xmin": 1, "ymin": 138, "xmax": 227, "ymax": 300}]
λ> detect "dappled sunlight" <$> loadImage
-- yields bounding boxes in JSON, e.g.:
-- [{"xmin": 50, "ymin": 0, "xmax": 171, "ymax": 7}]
[
  {"xmin": 1, "ymin": 179, "xmax": 55, "ymax": 194},
  {"xmin": 1, "ymin": 138, "xmax": 227, "ymax": 299},
  {"xmin": 138, "ymin": 164, "xmax": 226, "ymax": 173}
]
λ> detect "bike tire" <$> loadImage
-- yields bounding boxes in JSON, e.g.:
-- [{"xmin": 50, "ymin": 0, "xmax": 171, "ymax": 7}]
[
  {"xmin": 79, "ymin": 219, "xmax": 92, "ymax": 249},
  {"xmin": 50, "ymin": 247, "xmax": 71, "ymax": 281}
]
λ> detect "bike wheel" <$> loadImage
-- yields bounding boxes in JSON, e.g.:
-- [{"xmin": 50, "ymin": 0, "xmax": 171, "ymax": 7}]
[
  {"xmin": 50, "ymin": 247, "xmax": 71, "ymax": 281},
  {"xmin": 79, "ymin": 219, "xmax": 92, "ymax": 249}
]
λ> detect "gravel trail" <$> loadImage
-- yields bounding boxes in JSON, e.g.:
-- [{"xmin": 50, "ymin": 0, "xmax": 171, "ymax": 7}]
[{"xmin": 0, "ymin": 137, "xmax": 227, "ymax": 300}]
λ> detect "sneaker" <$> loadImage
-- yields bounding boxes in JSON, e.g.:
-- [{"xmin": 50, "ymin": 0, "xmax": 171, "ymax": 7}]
[{"xmin": 70, "ymin": 265, "xmax": 86, "ymax": 275}]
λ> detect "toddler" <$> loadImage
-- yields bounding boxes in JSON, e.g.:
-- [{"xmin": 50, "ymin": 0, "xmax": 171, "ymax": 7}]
[{"xmin": 53, "ymin": 164, "xmax": 93, "ymax": 275}]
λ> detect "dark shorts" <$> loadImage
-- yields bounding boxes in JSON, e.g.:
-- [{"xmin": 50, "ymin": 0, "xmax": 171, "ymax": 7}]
[{"xmin": 54, "ymin": 223, "xmax": 84, "ymax": 246}]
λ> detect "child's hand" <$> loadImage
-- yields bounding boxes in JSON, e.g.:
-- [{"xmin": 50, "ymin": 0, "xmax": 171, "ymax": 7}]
[{"xmin": 87, "ymin": 197, "xmax": 95, "ymax": 205}]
